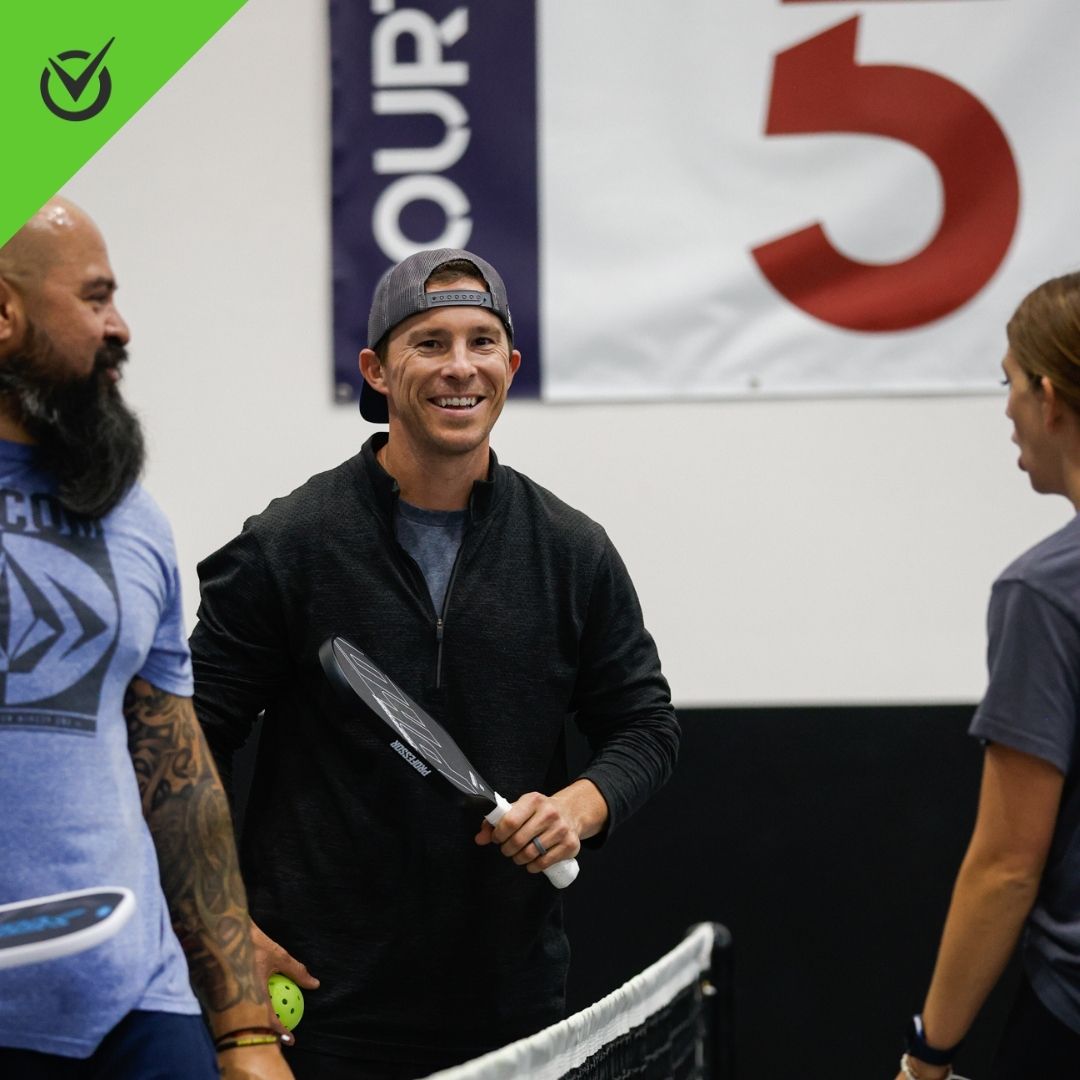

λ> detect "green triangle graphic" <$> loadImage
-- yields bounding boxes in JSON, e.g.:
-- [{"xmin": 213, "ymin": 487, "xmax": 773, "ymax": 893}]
[{"xmin": 2, "ymin": 1, "xmax": 248, "ymax": 247}]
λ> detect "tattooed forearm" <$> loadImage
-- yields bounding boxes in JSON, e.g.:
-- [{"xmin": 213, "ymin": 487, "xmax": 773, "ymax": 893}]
[{"xmin": 123, "ymin": 677, "xmax": 261, "ymax": 1016}]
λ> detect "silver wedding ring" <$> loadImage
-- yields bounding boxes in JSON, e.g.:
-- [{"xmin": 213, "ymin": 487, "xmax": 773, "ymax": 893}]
[{"xmin": 531, "ymin": 836, "xmax": 547, "ymax": 857}]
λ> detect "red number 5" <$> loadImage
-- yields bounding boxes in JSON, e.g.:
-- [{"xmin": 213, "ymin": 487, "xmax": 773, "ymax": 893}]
[{"xmin": 751, "ymin": 17, "xmax": 1019, "ymax": 332}]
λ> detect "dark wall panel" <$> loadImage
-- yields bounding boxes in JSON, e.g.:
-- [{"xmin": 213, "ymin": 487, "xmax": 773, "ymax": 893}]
[{"xmin": 564, "ymin": 705, "xmax": 1018, "ymax": 1079}]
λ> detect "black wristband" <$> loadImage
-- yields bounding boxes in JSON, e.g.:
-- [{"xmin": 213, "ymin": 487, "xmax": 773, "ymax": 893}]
[{"xmin": 906, "ymin": 1014, "xmax": 962, "ymax": 1066}]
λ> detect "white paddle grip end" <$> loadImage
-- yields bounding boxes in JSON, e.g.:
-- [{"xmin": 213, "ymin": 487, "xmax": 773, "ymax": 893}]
[
  {"xmin": 485, "ymin": 793, "xmax": 580, "ymax": 890},
  {"xmin": 544, "ymin": 856, "xmax": 580, "ymax": 889}
]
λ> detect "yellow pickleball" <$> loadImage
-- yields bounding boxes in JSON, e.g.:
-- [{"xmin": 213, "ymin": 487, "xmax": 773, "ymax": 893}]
[{"xmin": 267, "ymin": 973, "xmax": 304, "ymax": 1030}]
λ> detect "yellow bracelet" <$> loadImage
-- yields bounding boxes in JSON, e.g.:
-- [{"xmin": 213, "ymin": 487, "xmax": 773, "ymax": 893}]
[
  {"xmin": 213, "ymin": 1025, "xmax": 279, "ymax": 1048},
  {"xmin": 216, "ymin": 1033, "xmax": 281, "ymax": 1053}
]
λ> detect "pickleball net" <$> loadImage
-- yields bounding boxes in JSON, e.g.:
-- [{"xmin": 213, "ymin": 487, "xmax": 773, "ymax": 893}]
[{"xmin": 423, "ymin": 922, "xmax": 733, "ymax": 1080}]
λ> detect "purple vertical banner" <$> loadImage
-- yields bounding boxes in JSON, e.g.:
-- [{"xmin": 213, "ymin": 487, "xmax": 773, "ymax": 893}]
[{"xmin": 330, "ymin": 0, "xmax": 541, "ymax": 405}]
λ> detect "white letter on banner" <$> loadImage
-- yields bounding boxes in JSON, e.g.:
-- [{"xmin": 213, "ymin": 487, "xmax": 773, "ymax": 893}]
[
  {"xmin": 373, "ymin": 175, "xmax": 472, "ymax": 261},
  {"xmin": 372, "ymin": 9, "xmax": 469, "ymax": 88},
  {"xmin": 373, "ymin": 90, "xmax": 471, "ymax": 174}
]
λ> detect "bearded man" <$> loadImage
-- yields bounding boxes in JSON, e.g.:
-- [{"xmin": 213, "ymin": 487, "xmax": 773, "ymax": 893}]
[{"xmin": 0, "ymin": 198, "xmax": 293, "ymax": 1080}]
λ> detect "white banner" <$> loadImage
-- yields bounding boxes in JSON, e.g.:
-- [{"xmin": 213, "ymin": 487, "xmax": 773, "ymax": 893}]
[{"xmin": 538, "ymin": 0, "xmax": 1080, "ymax": 402}]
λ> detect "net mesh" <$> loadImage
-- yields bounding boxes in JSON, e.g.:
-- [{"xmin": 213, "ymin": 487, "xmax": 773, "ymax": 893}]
[
  {"xmin": 423, "ymin": 923, "xmax": 725, "ymax": 1080},
  {"xmin": 560, "ymin": 983, "xmax": 706, "ymax": 1080}
]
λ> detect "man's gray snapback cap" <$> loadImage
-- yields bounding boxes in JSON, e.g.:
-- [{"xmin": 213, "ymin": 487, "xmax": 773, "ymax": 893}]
[{"xmin": 360, "ymin": 247, "xmax": 514, "ymax": 423}]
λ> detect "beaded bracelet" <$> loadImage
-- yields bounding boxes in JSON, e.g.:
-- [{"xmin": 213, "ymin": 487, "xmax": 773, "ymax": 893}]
[{"xmin": 900, "ymin": 1054, "xmax": 964, "ymax": 1080}]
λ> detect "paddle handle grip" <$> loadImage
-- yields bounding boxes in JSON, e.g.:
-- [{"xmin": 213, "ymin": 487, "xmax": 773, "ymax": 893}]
[{"xmin": 486, "ymin": 794, "xmax": 580, "ymax": 889}]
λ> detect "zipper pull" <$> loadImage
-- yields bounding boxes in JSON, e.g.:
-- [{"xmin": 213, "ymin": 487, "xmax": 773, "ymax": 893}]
[{"xmin": 435, "ymin": 618, "xmax": 444, "ymax": 643}]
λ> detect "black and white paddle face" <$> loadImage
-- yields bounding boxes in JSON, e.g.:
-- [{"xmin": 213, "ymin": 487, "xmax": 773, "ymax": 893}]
[
  {"xmin": 320, "ymin": 635, "xmax": 497, "ymax": 813},
  {"xmin": 0, "ymin": 887, "xmax": 135, "ymax": 970},
  {"xmin": 319, "ymin": 636, "xmax": 578, "ymax": 889}
]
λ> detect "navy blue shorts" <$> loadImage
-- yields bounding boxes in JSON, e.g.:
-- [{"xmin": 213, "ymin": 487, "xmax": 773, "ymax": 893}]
[{"xmin": 0, "ymin": 1009, "xmax": 218, "ymax": 1079}]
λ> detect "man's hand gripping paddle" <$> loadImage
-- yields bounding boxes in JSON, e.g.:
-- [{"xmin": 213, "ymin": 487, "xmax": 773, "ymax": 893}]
[{"xmin": 318, "ymin": 636, "xmax": 579, "ymax": 889}]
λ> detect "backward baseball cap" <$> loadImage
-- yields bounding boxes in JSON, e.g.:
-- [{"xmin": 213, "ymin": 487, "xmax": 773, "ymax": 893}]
[{"xmin": 360, "ymin": 247, "xmax": 514, "ymax": 423}]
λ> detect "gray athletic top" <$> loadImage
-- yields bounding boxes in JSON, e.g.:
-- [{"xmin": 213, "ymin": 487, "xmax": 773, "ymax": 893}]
[
  {"xmin": 395, "ymin": 500, "xmax": 467, "ymax": 616},
  {"xmin": 970, "ymin": 511, "xmax": 1080, "ymax": 1034}
]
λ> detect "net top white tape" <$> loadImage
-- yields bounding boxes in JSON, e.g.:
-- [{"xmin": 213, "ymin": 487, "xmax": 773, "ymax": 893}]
[{"xmin": 423, "ymin": 922, "xmax": 717, "ymax": 1080}]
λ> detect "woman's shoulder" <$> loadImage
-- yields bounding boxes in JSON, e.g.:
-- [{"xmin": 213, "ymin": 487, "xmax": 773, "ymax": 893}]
[{"xmin": 998, "ymin": 513, "xmax": 1080, "ymax": 599}]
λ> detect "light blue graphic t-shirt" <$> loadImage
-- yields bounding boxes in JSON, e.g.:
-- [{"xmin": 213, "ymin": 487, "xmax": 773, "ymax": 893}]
[{"xmin": 0, "ymin": 440, "xmax": 199, "ymax": 1058}]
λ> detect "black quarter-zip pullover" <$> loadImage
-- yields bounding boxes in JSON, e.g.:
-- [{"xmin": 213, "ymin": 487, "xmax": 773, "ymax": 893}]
[{"xmin": 191, "ymin": 432, "xmax": 679, "ymax": 1065}]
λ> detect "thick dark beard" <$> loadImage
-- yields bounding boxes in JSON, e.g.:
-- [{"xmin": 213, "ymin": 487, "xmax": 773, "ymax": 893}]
[{"xmin": 0, "ymin": 327, "xmax": 145, "ymax": 520}]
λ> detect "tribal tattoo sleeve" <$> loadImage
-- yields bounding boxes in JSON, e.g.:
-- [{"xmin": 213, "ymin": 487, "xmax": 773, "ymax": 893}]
[{"xmin": 123, "ymin": 677, "xmax": 262, "ymax": 1014}]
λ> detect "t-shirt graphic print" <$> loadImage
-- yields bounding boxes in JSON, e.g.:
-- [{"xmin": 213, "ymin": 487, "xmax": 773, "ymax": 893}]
[{"xmin": 0, "ymin": 489, "xmax": 119, "ymax": 736}]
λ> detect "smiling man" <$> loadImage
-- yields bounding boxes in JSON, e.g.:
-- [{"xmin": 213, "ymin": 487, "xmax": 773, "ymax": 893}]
[
  {"xmin": 359, "ymin": 253, "xmax": 522, "ymax": 508},
  {"xmin": 190, "ymin": 248, "xmax": 680, "ymax": 1078}
]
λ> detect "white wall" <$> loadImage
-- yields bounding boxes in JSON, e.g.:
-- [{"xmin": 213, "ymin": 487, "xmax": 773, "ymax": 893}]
[{"xmin": 60, "ymin": 0, "xmax": 1070, "ymax": 707}]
